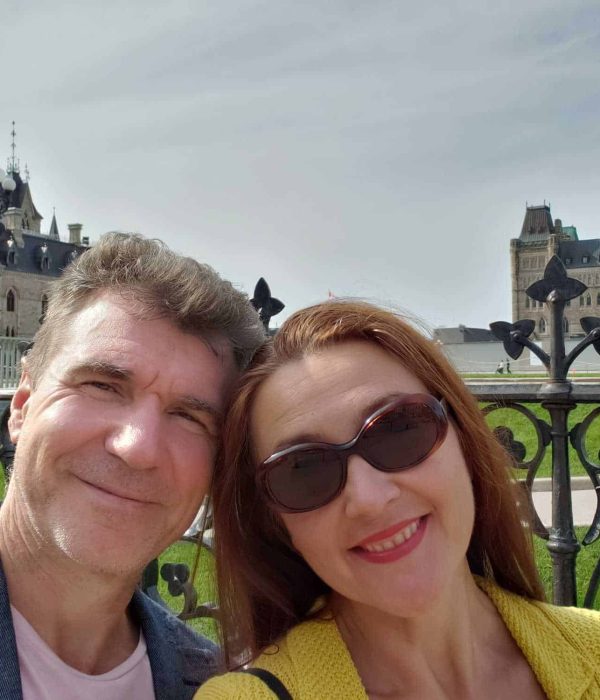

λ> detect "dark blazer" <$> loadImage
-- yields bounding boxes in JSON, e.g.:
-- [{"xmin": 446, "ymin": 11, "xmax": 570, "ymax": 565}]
[{"xmin": 0, "ymin": 560, "xmax": 219, "ymax": 699}]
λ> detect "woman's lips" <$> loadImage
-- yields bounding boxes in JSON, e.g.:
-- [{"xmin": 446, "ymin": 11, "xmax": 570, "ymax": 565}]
[{"xmin": 351, "ymin": 515, "xmax": 428, "ymax": 564}]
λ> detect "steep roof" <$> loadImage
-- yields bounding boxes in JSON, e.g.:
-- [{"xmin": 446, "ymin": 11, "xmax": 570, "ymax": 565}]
[
  {"xmin": 558, "ymin": 239, "xmax": 600, "ymax": 269},
  {"xmin": 48, "ymin": 213, "xmax": 60, "ymax": 240},
  {"xmin": 519, "ymin": 205, "xmax": 554, "ymax": 242},
  {"xmin": 0, "ymin": 170, "xmax": 42, "ymax": 220},
  {"xmin": 433, "ymin": 326, "xmax": 497, "ymax": 344},
  {"xmin": 0, "ymin": 230, "xmax": 86, "ymax": 276}
]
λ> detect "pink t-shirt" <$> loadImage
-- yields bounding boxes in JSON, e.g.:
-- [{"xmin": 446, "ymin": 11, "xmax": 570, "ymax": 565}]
[{"xmin": 11, "ymin": 605, "xmax": 156, "ymax": 700}]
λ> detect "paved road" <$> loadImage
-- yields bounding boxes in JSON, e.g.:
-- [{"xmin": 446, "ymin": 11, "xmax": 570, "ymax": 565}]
[{"xmin": 532, "ymin": 488, "xmax": 598, "ymax": 527}]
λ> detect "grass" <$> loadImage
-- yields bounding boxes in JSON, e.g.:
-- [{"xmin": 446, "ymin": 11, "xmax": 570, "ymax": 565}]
[
  {"xmin": 163, "ymin": 528, "xmax": 600, "ymax": 632},
  {"xmin": 534, "ymin": 527, "xmax": 600, "ymax": 609},
  {"xmin": 483, "ymin": 402, "xmax": 600, "ymax": 478},
  {"xmin": 1, "ymin": 410, "xmax": 599, "ymax": 632},
  {"xmin": 157, "ymin": 540, "xmax": 219, "ymax": 642}
]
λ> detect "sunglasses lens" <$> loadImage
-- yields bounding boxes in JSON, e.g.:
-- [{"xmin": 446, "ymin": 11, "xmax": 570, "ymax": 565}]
[
  {"xmin": 266, "ymin": 450, "xmax": 344, "ymax": 512},
  {"xmin": 362, "ymin": 402, "xmax": 442, "ymax": 470}
]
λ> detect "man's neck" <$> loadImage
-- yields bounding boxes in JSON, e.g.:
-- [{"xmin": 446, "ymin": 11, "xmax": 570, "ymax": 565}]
[{"xmin": 0, "ymin": 498, "xmax": 142, "ymax": 675}]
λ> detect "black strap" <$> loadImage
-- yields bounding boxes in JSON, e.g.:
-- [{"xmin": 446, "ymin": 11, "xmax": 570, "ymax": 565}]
[{"xmin": 241, "ymin": 668, "xmax": 293, "ymax": 699}]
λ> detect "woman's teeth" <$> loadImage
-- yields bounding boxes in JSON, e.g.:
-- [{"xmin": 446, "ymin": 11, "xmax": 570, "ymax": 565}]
[{"xmin": 362, "ymin": 520, "xmax": 420, "ymax": 553}]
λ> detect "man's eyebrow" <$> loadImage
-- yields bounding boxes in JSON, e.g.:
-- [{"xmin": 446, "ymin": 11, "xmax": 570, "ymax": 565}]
[
  {"xmin": 67, "ymin": 360, "xmax": 133, "ymax": 381},
  {"xmin": 177, "ymin": 395, "xmax": 223, "ymax": 423}
]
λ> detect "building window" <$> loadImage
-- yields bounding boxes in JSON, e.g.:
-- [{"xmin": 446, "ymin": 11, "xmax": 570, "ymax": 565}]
[
  {"xmin": 586, "ymin": 294, "xmax": 592, "ymax": 306},
  {"xmin": 565, "ymin": 257, "xmax": 572, "ymax": 265},
  {"xmin": 583, "ymin": 255, "xmax": 590, "ymax": 264},
  {"xmin": 539, "ymin": 318, "xmax": 546, "ymax": 334},
  {"xmin": 563, "ymin": 318, "xmax": 569, "ymax": 333},
  {"xmin": 580, "ymin": 296, "xmax": 585, "ymax": 306},
  {"xmin": 6, "ymin": 290, "xmax": 15, "ymax": 313},
  {"xmin": 525, "ymin": 297, "xmax": 530, "ymax": 309},
  {"xmin": 597, "ymin": 292, "xmax": 600, "ymax": 305},
  {"xmin": 10, "ymin": 327, "xmax": 15, "ymax": 337},
  {"xmin": 41, "ymin": 294, "xmax": 48, "ymax": 319}
]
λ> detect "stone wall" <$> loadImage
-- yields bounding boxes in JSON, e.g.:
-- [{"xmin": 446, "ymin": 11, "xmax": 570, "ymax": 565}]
[{"xmin": 0, "ymin": 269, "xmax": 51, "ymax": 337}]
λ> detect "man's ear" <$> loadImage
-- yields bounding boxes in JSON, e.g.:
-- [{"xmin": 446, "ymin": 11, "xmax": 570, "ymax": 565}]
[{"xmin": 8, "ymin": 369, "xmax": 33, "ymax": 444}]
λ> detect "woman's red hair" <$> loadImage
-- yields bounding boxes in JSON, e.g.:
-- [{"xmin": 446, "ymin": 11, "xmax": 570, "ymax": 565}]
[{"xmin": 212, "ymin": 301, "xmax": 544, "ymax": 667}]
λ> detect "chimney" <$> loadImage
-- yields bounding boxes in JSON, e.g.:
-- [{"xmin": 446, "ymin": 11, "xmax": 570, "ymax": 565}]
[{"xmin": 68, "ymin": 223, "xmax": 82, "ymax": 245}]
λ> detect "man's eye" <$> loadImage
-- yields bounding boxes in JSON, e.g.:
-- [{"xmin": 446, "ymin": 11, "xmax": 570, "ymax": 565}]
[
  {"xmin": 174, "ymin": 410, "xmax": 201, "ymax": 425},
  {"xmin": 172, "ymin": 411, "xmax": 213, "ymax": 434},
  {"xmin": 84, "ymin": 381, "xmax": 117, "ymax": 393}
]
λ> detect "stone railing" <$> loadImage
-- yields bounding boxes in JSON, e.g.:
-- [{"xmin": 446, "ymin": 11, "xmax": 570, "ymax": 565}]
[{"xmin": 0, "ymin": 337, "xmax": 30, "ymax": 389}]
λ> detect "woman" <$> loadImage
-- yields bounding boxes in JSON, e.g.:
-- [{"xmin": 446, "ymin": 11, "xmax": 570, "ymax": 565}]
[{"xmin": 197, "ymin": 301, "xmax": 600, "ymax": 699}]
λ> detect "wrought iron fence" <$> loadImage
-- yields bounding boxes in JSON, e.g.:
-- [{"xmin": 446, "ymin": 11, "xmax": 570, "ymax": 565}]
[
  {"xmin": 479, "ymin": 255, "xmax": 600, "ymax": 608},
  {"xmin": 0, "ymin": 263, "xmax": 599, "ymax": 621}
]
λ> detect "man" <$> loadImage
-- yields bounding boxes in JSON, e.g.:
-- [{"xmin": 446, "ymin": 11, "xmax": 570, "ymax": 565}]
[{"xmin": 0, "ymin": 233, "xmax": 265, "ymax": 699}]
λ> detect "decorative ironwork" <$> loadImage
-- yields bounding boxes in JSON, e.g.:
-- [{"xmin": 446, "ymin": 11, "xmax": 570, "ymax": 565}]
[
  {"xmin": 483, "ymin": 403, "xmax": 551, "ymax": 539},
  {"xmin": 140, "ymin": 535, "xmax": 219, "ymax": 622},
  {"xmin": 250, "ymin": 278, "xmax": 284, "ymax": 332},
  {"xmin": 488, "ymin": 254, "xmax": 600, "ymax": 607}
]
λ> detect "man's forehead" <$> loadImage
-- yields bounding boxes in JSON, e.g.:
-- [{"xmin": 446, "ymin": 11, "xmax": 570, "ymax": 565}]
[{"xmin": 62, "ymin": 292, "xmax": 233, "ymax": 362}]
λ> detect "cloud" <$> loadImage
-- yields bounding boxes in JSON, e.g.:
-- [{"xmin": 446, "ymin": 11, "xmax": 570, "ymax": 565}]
[{"xmin": 4, "ymin": 0, "xmax": 600, "ymax": 329}]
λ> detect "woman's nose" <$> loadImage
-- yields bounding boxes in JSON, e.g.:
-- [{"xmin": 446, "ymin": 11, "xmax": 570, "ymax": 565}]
[{"xmin": 342, "ymin": 453, "xmax": 401, "ymax": 519}]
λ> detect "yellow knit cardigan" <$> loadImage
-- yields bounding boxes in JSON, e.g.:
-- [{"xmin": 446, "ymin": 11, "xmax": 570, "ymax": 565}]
[{"xmin": 196, "ymin": 580, "xmax": 600, "ymax": 699}]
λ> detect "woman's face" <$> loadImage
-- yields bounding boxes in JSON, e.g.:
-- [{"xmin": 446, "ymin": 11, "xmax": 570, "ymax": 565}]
[{"xmin": 250, "ymin": 340, "xmax": 475, "ymax": 617}]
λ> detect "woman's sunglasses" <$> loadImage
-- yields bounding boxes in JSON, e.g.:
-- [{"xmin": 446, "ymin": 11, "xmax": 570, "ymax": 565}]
[{"xmin": 257, "ymin": 394, "xmax": 449, "ymax": 513}]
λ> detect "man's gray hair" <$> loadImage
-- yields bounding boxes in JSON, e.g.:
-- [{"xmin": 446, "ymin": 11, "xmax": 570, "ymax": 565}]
[{"xmin": 26, "ymin": 232, "xmax": 265, "ymax": 383}]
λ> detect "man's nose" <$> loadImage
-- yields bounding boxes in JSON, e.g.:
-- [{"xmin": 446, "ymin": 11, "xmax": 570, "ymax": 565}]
[
  {"xmin": 105, "ymin": 397, "xmax": 163, "ymax": 470},
  {"xmin": 342, "ymin": 454, "xmax": 400, "ymax": 519}
]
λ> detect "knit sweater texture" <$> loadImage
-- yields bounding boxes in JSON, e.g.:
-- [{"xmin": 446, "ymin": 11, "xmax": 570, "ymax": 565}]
[{"xmin": 197, "ymin": 579, "xmax": 600, "ymax": 699}]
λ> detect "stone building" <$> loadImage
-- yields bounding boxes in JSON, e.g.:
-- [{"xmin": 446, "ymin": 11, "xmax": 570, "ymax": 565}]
[
  {"xmin": 511, "ymin": 204, "xmax": 600, "ymax": 340},
  {"xmin": 0, "ymin": 164, "xmax": 88, "ymax": 338}
]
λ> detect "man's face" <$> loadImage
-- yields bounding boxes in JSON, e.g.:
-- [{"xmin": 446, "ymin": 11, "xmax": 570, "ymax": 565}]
[{"xmin": 7, "ymin": 291, "xmax": 236, "ymax": 577}]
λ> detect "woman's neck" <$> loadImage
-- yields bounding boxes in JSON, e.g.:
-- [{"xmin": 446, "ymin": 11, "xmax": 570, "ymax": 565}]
[{"xmin": 332, "ymin": 568, "xmax": 518, "ymax": 699}]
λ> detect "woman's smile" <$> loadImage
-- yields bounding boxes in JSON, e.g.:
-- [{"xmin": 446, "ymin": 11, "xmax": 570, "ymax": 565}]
[{"xmin": 350, "ymin": 515, "xmax": 428, "ymax": 564}]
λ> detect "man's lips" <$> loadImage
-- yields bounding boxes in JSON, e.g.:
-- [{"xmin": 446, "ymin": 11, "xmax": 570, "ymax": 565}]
[{"xmin": 77, "ymin": 477, "xmax": 158, "ymax": 505}]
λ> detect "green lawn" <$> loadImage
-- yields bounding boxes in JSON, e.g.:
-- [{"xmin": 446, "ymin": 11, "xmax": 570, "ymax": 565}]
[
  {"xmin": 1, "ymin": 425, "xmax": 599, "ymax": 633},
  {"xmin": 483, "ymin": 402, "xmax": 600, "ymax": 478},
  {"xmin": 534, "ymin": 527, "xmax": 599, "ymax": 608}
]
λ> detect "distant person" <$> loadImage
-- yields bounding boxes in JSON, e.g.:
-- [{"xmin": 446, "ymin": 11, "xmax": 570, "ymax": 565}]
[
  {"xmin": 506, "ymin": 358, "xmax": 512, "ymax": 374},
  {"xmin": 198, "ymin": 301, "xmax": 600, "ymax": 699},
  {"xmin": 0, "ymin": 234, "xmax": 265, "ymax": 699},
  {"xmin": 495, "ymin": 360, "xmax": 504, "ymax": 374}
]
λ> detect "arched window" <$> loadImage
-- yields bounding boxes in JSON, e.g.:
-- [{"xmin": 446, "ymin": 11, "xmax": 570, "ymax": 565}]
[
  {"xmin": 580, "ymin": 296, "xmax": 585, "ymax": 306},
  {"xmin": 6, "ymin": 289, "xmax": 15, "ymax": 313},
  {"xmin": 4, "ymin": 327, "xmax": 8, "ymax": 337},
  {"xmin": 539, "ymin": 318, "xmax": 546, "ymax": 334},
  {"xmin": 586, "ymin": 294, "xmax": 592, "ymax": 306},
  {"xmin": 525, "ymin": 297, "xmax": 530, "ymax": 309},
  {"xmin": 41, "ymin": 294, "xmax": 48, "ymax": 319},
  {"xmin": 10, "ymin": 327, "xmax": 15, "ymax": 337}
]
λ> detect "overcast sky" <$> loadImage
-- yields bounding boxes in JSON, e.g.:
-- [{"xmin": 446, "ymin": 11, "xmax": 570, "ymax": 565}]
[{"xmin": 3, "ymin": 0, "xmax": 600, "ymax": 331}]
